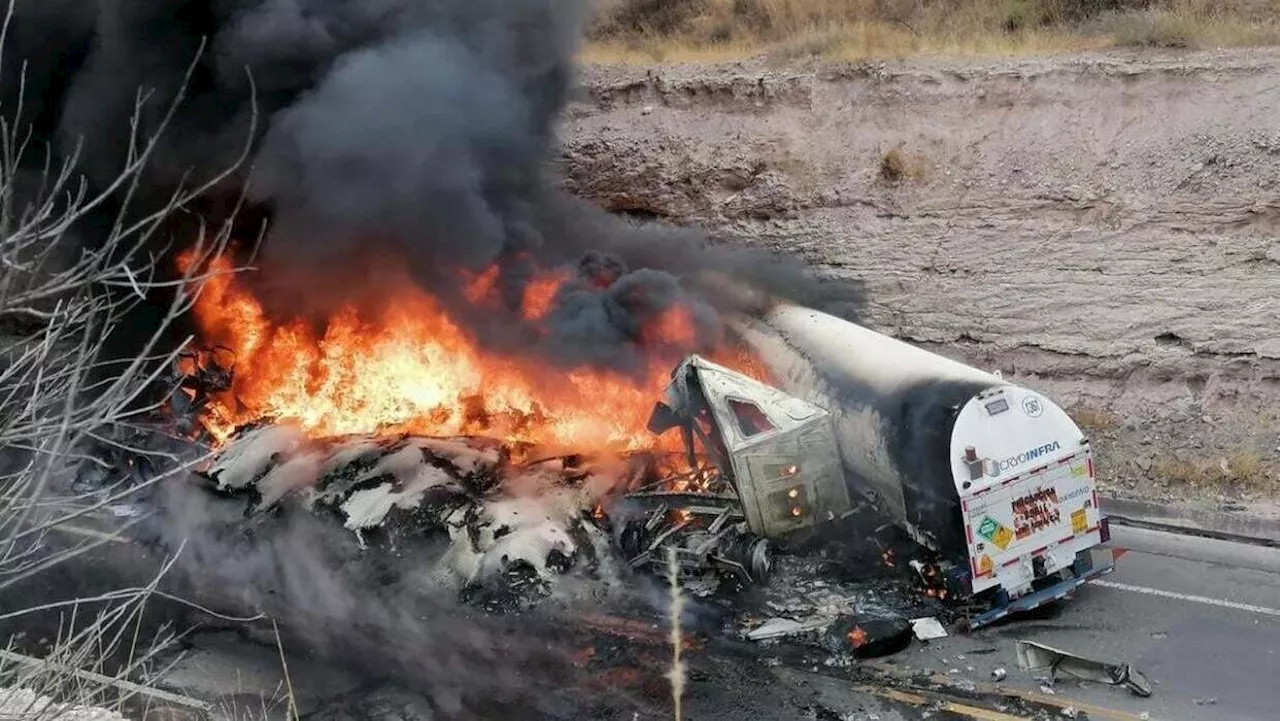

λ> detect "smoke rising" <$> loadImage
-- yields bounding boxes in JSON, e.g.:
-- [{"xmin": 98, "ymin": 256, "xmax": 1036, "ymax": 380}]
[
  {"xmin": 6, "ymin": 0, "xmax": 857, "ymax": 375},
  {"xmin": 3, "ymin": 0, "xmax": 860, "ymax": 710}
]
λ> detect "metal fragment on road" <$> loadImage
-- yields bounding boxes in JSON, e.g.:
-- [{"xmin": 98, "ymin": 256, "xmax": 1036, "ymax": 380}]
[
  {"xmin": 991, "ymin": 667, "xmax": 1007, "ymax": 681},
  {"xmin": 1015, "ymin": 640, "xmax": 1153, "ymax": 697},
  {"xmin": 746, "ymin": 616, "xmax": 832, "ymax": 641},
  {"xmin": 909, "ymin": 616, "xmax": 948, "ymax": 640}
]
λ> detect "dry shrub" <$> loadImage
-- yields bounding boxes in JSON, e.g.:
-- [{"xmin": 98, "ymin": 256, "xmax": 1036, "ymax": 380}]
[
  {"xmin": 1152, "ymin": 451, "xmax": 1278, "ymax": 494},
  {"xmin": 879, "ymin": 148, "xmax": 906, "ymax": 183},
  {"xmin": 1071, "ymin": 406, "xmax": 1121, "ymax": 432},
  {"xmin": 1104, "ymin": 8, "xmax": 1198, "ymax": 47},
  {"xmin": 878, "ymin": 146, "xmax": 930, "ymax": 184},
  {"xmin": 588, "ymin": 0, "xmax": 710, "ymax": 37}
]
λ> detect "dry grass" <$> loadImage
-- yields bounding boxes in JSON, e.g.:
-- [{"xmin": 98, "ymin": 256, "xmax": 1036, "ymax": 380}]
[
  {"xmin": 877, "ymin": 146, "xmax": 931, "ymax": 184},
  {"xmin": 1152, "ymin": 450, "xmax": 1279, "ymax": 494},
  {"xmin": 1070, "ymin": 405, "xmax": 1121, "ymax": 433},
  {"xmin": 582, "ymin": 0, "xmax": 1280, "ymax": 63}
]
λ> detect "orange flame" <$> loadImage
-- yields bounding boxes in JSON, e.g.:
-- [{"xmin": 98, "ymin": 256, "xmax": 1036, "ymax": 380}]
[
  {"xmin": 521, "ymin": 269, "xmax": 570, "ymax": 321},
  {"xmin": 848, "ymin": 626, "xmax": 868, "ymax": 648},
  {"xmin": 178, "ymin": 251, "xmax": 758, "ymax": 453}
]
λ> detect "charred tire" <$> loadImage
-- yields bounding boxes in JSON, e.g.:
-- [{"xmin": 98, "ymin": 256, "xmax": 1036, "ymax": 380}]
[
  {"xmin": 747, "ymin": 537, "xmax": 773, "ymax": 585},
  {"xmin": 726, "ymin": 535, "xmax": 773, "ymax": 585}
]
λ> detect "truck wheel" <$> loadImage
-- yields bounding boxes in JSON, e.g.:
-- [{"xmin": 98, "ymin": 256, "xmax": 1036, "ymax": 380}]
[{"xmin": 747, "ymin": 538, "xmax": 773, "ymax": 585}]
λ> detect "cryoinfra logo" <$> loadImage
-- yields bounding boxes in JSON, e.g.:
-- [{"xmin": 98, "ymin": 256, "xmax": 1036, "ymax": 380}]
[{"xmin": 962, "ymin": 441, "xmax": 1063, "ymax": 480}]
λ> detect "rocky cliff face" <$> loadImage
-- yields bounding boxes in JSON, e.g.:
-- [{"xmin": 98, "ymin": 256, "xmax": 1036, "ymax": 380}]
[{"xmin": 561, "ymin": 49, "xmax": 1280, "ymax": 504}]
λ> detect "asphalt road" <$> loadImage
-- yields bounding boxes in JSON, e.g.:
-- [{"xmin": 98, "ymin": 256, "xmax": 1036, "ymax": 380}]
[
  {"xmin": 583, "ymin": 521, "xmax": 1280, "ymax": 721},
  {"xmin": 19, "ymin": 518, "xmax": 1280, "ymax": 720},
  {"xmin": 765, "ymin": 524, "xmax": 1280, "ymax": 721}
]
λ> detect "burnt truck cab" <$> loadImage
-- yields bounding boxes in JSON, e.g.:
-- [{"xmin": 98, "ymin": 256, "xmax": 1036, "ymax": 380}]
[
  {"xmin": 625, "ymin": 356, "xmax": 856, "ymax": 585},
  {"xmin": 652, "ymin": 355, "xmax": 855, "ymax": 538}
]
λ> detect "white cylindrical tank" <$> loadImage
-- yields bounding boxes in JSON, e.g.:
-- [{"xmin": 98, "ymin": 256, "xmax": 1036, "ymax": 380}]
[{"xmin": 732, "ymin": 303, "xmax": 1084, "ymax": 555}]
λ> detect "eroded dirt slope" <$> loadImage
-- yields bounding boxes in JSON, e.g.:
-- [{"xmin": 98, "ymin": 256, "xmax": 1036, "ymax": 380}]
[{"xmin": 561, "ymin": 48, "xmax": 1280, "ymax": 506}]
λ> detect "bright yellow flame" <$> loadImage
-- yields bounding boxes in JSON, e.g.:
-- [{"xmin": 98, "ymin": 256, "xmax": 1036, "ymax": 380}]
[{"xmin": 177, "ymin": 251, "xmax": 766, "ymax": 453}]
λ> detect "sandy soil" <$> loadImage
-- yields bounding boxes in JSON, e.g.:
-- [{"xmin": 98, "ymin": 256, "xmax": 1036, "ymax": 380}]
[{"xmin": 560, "ymin": 47, "xmax": 1280, "ymax": 509}]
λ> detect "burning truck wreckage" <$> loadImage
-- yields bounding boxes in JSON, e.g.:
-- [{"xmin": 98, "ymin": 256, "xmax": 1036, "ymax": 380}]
[
  {"xmin": 3, "ymin": 1, "xmax": 1154, "ymax": 714},
  {"xmin": 82, "ymin": 248, "xmax": 1131, "ymax": 683}
]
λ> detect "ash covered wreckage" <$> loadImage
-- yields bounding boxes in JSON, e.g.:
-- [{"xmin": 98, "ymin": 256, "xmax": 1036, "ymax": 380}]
[{"xmin": 151, "ymin": 301, "xmax": 1119, "ymax": 656}]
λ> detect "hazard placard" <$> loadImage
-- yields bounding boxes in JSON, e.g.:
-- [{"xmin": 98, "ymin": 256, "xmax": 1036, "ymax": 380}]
[
  {"xmin": 992, "ymin": 525, "xmax": 1014, "ymax": 550},
  {"xmin": 978, "ymin": 554, "xmax": 993, "ymax": 575},
  {"xmin": 1071, "ymin": 508, "xmax": 1088, "ymax": 534}
]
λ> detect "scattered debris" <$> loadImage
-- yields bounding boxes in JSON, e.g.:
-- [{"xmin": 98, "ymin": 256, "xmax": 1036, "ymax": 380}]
[
  {"xmin": 821, "ymin": 614, "xmax": 912, "ymax": 658},
  {"xmin": 1060, "ymin": 706, "xmax": 1078, "ymax": 718},
  {"xmin": 164, "ymin": 346, "xmax": 234, "ymax": 440},
  {"xmin": 746, "ymin": 617, "xmax": 830, "ymax": 641},
  {"xmin": 1016, "ymin": 640, "xmax": 1153, "ymax": 697},
  {"xmin": 991, "ymin": 667, "xmax": 1007, "ymax": 682},
  {"xmin": 0, "ymin": 650, "xmax": 211, "ymax": 715},
  {"xmin": 0, "ymin": 687, "xmax": 126, "ymax": 721},
  {"xmin": 1193, "ymin": 697, "xmax": 1218, "ymax": 706},
  {"xmin": 909, "ymin": 617, "xmax": 947, "ymax": 641}
]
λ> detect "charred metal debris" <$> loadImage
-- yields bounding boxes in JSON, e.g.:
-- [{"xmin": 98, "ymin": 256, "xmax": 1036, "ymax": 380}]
[{"xmin": 161, "ymin": 351, "xmax": 962, "ymax": 634}]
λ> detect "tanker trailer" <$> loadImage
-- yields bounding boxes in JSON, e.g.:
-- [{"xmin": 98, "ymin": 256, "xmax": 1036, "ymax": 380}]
[{"xmin": 726, "ymin": 303, "xmax": 1119, "ymax": 628}]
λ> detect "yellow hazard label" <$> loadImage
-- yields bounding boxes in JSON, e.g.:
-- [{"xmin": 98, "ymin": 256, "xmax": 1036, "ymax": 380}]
[
  {"xmin": 1070, "ymin": 463, "xmax": 1087, "ymax": 477},
  {"xmin": 1071, "ymin": 508, "xmax": 1088, "ymax": 534},
  {"xmin": 992, "ymin": 525, "xmax": 1014, "ymax": 550},
  {"xmin": 978, "ymin": 554, "xmax": 993, "ymax": 575}
]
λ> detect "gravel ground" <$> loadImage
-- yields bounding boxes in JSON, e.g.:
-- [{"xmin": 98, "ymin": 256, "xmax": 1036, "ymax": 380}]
[{"xmin": 561, "ymin": 47, "xmax": 1280, "ymax": 509}]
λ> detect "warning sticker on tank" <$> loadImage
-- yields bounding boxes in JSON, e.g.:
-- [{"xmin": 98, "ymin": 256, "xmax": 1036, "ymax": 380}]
[
  {"xmin": 1071, "ymin": 508, "xmax": 1088, "ymax": 534},
  {"xmin": 977, "ymin": 516, "xmax": 1014, "ymax": 550},
  {"xmin": 977, "ymin": 516, "xmax": 999, "ymax": 540},
  {"xmin": 977, "ymin": 554, "xmax": 993, "ymax": 576},
  {"xmin": 992, "ymin": 525, "xmax": 1014, "ymax": 550}
]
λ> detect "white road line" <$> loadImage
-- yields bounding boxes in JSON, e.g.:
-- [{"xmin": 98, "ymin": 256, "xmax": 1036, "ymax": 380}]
[{"xmin": 1093, "ymin": 579, "xmax": 1280, "ymax": 617}]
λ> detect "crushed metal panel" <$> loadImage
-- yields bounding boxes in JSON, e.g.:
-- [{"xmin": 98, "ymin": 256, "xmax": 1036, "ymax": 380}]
[
  {"xmin": 673, "ymin": 355, "xmax": 854, "ymax": 538},
  {"xmin": 1015, "ymin": 640, "xmax": 1153, "ymax": 697}
]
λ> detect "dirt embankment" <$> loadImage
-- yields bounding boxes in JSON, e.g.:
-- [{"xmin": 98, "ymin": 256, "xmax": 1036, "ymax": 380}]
[{"xmin": 560, "ymin": 48, "xmax": 1280, "ymax": 506}]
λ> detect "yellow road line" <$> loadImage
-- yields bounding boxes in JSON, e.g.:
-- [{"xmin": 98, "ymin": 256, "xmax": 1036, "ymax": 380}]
[
  {"xmin": 1005, "ymin": 689, "xmax": 1149, "ymax": 721},
  {"xmin": 857, "ymin": 685, "xmax": 1030, "ymax": 721},
  {"xmin": 866, "ymin": 662, "xmax": 1149, "ymax": 721}
]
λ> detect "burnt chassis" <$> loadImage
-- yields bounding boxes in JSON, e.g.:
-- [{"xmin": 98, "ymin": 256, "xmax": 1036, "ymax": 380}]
[
  {"xmin": 611, "ymin": 356, "xmax": 855, "ymax": 588},
  {"xmin": 614, "ymin": 470, "xmax": 775, "ymax": 587}
]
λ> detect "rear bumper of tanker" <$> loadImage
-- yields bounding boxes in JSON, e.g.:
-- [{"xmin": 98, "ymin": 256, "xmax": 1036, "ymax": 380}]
[{"xmin": 965, "ymin": 543, "xmax": 1118, "ymax": 630}]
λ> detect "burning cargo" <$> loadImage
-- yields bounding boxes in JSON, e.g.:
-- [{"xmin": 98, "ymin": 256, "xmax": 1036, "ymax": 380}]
[{"xmin": 173, "ymin": 291, "xmax": 1117, "ymax": 630}]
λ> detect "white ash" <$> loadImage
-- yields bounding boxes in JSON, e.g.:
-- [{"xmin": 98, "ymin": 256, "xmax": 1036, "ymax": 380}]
[
  {"xmin": 198, "ymin": 428, "xmax": 624, "ymax": 602},
  {"xmin": 339, "ymin": 458, "xmax": 457, "ymax": 530},
  {"xmin": 206, "ymin": 424, "xmax": 306, "ymax": 491},
  {"xmin": 0, "ymin": 687, "xmax": 126, "ymax": 721}
]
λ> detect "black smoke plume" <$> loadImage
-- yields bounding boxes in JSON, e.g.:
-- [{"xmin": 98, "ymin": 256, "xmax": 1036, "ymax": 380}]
[
  {"xmin": 4, "ymin": 0, "xmax": 858, "ymax": 374},
  {"xmin": 1, "ymin": 0, "xmax": 860, "ymax": 712}
]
